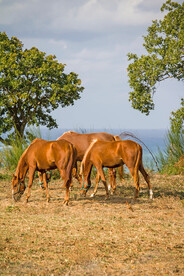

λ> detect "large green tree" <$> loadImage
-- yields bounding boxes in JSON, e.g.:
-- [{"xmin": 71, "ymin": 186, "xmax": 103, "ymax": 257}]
[
  {"xmin": 0, "ymin": 32, "xmax": 84, "ymax": 143},
  {"xmin": 127, "ymin": 0, "xmax": 184, "ymax": 128}
]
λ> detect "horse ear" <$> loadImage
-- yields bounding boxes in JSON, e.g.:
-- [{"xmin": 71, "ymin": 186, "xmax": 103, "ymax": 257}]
[{"xmin": 13, "ymin": 174, "xmax": 17, "ymax": 179}]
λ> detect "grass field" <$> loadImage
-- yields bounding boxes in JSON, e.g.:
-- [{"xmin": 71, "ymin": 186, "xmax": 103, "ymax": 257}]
[{"xmin": 0, "ymin": 169, "xmax": 184, "ymax": 275}]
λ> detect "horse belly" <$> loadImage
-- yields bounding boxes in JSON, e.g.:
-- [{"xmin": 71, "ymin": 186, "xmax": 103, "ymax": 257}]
[
  {"xmin": 103, "ymin": 156, "xmax": 122, "ymax": 168},
  {"xmin": 36, "ymin": 149, "xmax": 56, "ymax": 170},
  {"xmin": 37, "ymin": 160, "xmax": 56, "ymax": 171}
]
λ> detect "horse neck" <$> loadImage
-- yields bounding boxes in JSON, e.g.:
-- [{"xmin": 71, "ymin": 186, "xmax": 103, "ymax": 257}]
[{"xmin": 15, "ymin": 154, "xmax": 28, "ymax": 180}]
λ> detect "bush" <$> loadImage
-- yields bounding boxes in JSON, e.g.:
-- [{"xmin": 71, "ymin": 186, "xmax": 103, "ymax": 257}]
[
  {"xmin": 157, "ymin": 129, "xmax": 184, "ymax": 174},
  {"xmin": 0, "ymin": 127, "xmax": 42, "ymax": 171},
  {"xmin": 0, "ymin": 137, "xmax": 28, "ymax": 171}
]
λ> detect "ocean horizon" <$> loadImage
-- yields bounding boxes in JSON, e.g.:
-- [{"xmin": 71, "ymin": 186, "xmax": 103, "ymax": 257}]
[
  {"xmin": 0, "ymin": 127, "xmax": 168, "ymax": 171},
  {"xmin": 40, "ymin": 127, "xmax": 167, "ymax": 170}
]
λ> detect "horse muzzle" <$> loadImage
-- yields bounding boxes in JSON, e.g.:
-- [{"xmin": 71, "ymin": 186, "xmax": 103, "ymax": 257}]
[
  {"xmin": 12, "ymin": 190, "xmax": 24, "ymax": 202},
  {"xmin": 80, "ymin": 189, "xmax": 87, "ymax": 197}
]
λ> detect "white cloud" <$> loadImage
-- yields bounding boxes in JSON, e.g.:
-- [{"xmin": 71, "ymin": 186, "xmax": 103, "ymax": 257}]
[
  {"xmin": 1, "ymin": 0, "xmax": 183, "ymax": 130},
  {"xmin": 0, "ymin": 0, "xmax": 166, "ymax": 36},
  {"xmin": 48, "ymin": 0, "xmax": 166, "ymax": 33}
]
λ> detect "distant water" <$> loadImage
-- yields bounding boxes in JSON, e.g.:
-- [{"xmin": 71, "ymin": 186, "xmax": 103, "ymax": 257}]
[
  {"xmin": 40, "ymin": 127, "xmax": 167, "ymax": 171},
  {"xmin": 0, "ymin": 128, "xmax": 167, "ymax": 171}
]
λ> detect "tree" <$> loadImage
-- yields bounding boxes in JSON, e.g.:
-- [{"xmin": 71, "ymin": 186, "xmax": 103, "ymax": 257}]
[
  {"xmin": 127, "ymin": 0, "xmax": 184, "ymax": 123},
  {"xmin": 170, "ymin": 98, "xmax": 184, "ymax": 133},
  {"xmin": 0, "ymin": 32, "xmax": 84, "ymax": 144}
]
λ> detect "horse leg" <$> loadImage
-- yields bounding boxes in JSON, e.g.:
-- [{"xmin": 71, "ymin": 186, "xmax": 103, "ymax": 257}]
[
  {"xmin": 118, "ymin": 165, "xmax": 124, "ymax": 181},
  {"xmin": 90, "ymin": 171, "xmax": 100, "ymax": 198},
  {"xmin": 139, "ymin": 164, "xmax": 153, "ymax": 199},
  {"xmin": 42, "ymin": 172, "xmax": 50, "ymax": 202},
  {"xmin": 108, "ymin": 168, "xmax": 113, "ymax": 191},
  {"xmin": 58, "ymin": 169, "xmax": 71, "ymax": 205},
  {"xmin": 26, "ymin": 167, "xmax": 35, "ymax": 202},
  {"xmin": 80, "ymin": 162, "xmax": 92, "ymax": 197},
  {"xmin": 72, "ymin": 161, "xmax": 81, "ymax": 183},
  {"xmin": 38, "ymin": 171, "xmax": 51, "ymax": 190},
  {"xmin": 129, "ymin": 167, "xmax": 140, "ymax": 200},
  {"xmin": 96, "ymin": 166, "xmax": 109, "ymax": 199},
  {"xmin": 109, "ymin": 168, "xmax": 116, "ymax": 194},
  {"xmin": 70, "ymin": 163, "xmax": 79, "ymax": 189},
  {"xmin": 38, "ymin": 171, "xmax": 44, "ymax": 190},
  {"xmin": 63, "ymin": 178, "xmax": 70, "ymax": 206}
]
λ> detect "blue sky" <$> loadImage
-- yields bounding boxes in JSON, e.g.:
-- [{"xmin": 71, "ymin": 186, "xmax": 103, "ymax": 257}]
[{"xmin": 0, "ymin": 0, "xmax": 183, "ymax": 130}]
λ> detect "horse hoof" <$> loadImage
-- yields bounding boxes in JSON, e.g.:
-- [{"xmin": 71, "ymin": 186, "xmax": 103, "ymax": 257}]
[
  {"xmin": 63, "ymin": 200, "xmax": 69, "ymax": 206},
  {"xmin": 90, "ymin": 193, "xmax": 95, "ymax": 198},
  {"xmin": 149, "ymin": 189, "xmax": 153, "ymax": 199}
]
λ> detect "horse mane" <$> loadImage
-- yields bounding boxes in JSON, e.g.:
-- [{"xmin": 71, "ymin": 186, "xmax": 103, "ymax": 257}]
[
  {"xmin": 15, "ymin": 138, "xmax": 40, "ymax": 177},
  {"xmin": 80, "ymin": 139, "xmax": 98, "ymax": 175},
  {"xmin": 56, "ymin": 131, "xmax": 75, "ymax": 140}
]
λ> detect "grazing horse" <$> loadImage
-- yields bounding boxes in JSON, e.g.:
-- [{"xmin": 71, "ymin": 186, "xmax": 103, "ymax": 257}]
[
  {"xmin": 12, "ymin": 138, "xmax": 76, "ymax": 205},
  {"xmin": 57, "ymin": 131, "xmax": 123, "ymax": 194},
  {"xmin": 80, "ymin": 139, "xmax": 153, "ymax": 200}
]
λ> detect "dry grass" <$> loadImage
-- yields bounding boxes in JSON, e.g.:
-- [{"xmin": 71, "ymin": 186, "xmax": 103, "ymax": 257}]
[{"xmin": 0, "ymin": 169, "xmax": 184, "ymax": 275}]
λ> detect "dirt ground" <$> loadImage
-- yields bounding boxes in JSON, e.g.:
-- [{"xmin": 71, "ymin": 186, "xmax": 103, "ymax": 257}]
[{"xmin": 0, "ymin": 170, "xmax": 184, "ymax": 275}]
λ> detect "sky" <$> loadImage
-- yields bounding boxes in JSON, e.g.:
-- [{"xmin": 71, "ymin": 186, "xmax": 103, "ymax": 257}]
[{"xmin": 0, "ymin": 0, "xmax": 183, "ymax": 131}]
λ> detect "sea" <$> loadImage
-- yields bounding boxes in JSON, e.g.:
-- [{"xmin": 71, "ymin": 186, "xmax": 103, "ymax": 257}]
[
  {"xmin": 40, "ymin": 128, "xmax": 167, "ymax": 171},
  {"xmin": 0, "ymin": 128, "xmax": 167, "ymax": 171}
]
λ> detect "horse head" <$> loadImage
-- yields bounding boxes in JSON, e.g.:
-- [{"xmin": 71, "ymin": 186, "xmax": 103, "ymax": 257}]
[
  {"xmin": 12, "ymin": 174, "xmax": 26, "ymax": 201},
  {"xmin": 80, "ymin": 175, "xmax": 91, "ymax": 196}
]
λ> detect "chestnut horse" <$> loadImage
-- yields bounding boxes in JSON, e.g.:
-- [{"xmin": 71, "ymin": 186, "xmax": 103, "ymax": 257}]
[
  {"xmin": 80, "ymin": 139, "xmax": 153, "ymax": 200},
  {"xmin": 12, "ymin": 138, "xmax": 76, "ymax": 205},
  {"xmin": 57, "ymin": 131, "xmax": 123, "ymax": 194}
]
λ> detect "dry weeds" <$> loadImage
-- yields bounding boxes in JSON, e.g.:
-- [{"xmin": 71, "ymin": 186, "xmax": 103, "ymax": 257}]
[{"xmin": 0, "ymin": 170, "xmax": 184, "ymax": 275}]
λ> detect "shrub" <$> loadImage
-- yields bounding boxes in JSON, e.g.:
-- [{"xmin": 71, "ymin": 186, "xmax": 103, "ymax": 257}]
[
  {"xmin": 157, "ymin": 129, "xmax": 184, "ymax": 174},
  {"xmin": 0, "ymin": 127, "xmax": 42, "ymax": 171}
]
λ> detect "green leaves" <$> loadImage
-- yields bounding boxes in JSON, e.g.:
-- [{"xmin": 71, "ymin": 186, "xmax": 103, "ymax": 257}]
[
  {"xmin": 127, "ymin": 1, "xmax": 184, "ymax": 116},
  {"xmin": 170, "ymin": 98, "xmax": 184, "ymax": 134},
  {"xmin": 0, "ymin": 32, "xmax": 84, "ymax": 142}
]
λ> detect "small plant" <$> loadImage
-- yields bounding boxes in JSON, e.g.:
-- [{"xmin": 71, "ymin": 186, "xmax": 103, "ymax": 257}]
[{"xmin": 6, "ymin": 205, "xmax": 20, "ymax": 213}]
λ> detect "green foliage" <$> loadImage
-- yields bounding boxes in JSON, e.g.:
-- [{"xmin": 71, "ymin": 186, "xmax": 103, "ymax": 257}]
[
  {"xmin": 0, "ymin": 136, "xmax": 28, "ymax": 170},
  {"xmin": 157, "ymin": 129, "xmax": 184, "ymax": 174},
  {"xmin": 0, "ymin": 32, "xmax": 84, "ymax": 143},
  {"xmin": 127, "ymin": 0, "xmax": 184, "ymax": 115},
  {"xmin": 170, "ymin": 98, "xmax": 184, "ymax": 133},
  {"xmin": 0, "ymin": 126, "xmax": 42, "ymax": 170},
  {"xmin": 158, "ymin": 97, "xmax": 184, "ymax": 175}
]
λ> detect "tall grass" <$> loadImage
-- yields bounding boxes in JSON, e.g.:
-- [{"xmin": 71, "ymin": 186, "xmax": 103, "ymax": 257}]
[
  {"xmin": 0, "ymin": 127, "xmax": 42, "ymax": 171},
  {"xmin": 157, "ymin": 129, "xmax": 184, "ymax": 174}
]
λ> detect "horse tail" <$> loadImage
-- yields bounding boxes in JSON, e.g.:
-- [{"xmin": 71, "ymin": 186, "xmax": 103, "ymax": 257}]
[
  {"xmin": 80, "ymin": 139, "xmax": 98, "ymax": 175},
  {"xmin": 135, "ymin": 144, "xmax": 142, "ymax": 176},
  {"xmin": 119, "ymin": 131, "xmax": 160, "ymax": 171}
]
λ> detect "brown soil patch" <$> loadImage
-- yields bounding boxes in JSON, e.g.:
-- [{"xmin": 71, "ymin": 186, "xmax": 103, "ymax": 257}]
[{"xmin": 0, "ymin": 171, "xmax": 184, "ymax": 275}]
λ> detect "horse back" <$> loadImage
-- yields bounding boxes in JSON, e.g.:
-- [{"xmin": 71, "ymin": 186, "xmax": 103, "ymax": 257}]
[
  {"xmin": 25, "ymin": 139, "xmax": 75, "ymax": 171},
  {"xmin": 57, "ymin": 131, "xmax": 115, "ymax": 160},
  {"xmin": 87, "ymin": 140, "xmax": 142, "ymax": 168}
]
